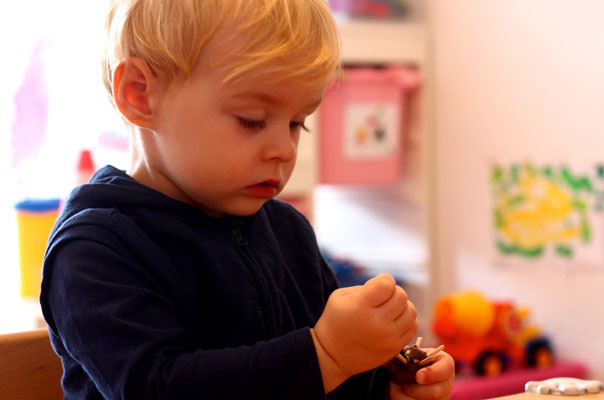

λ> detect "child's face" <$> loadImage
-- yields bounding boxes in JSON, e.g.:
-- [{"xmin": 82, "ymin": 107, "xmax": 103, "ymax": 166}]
[{"xmin": 135, "ymin": 43, "xmax": 326, "ymax": 217}]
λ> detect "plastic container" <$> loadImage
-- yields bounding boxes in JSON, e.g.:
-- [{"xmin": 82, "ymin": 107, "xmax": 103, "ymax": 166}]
[
  {"xmin": 76, "ymin": 149, "xmax": 96, "ymax": 186},
  {"xmin": 318, "ymin": 66, "xmax": 420, "ymax": 185},
  {"xmin": 15, "ymin": 198, "xmax": 60, "ymax": 297},
  {"xmin": 328, "ymin": 0, "xmax": 408, "ymax": 18}
]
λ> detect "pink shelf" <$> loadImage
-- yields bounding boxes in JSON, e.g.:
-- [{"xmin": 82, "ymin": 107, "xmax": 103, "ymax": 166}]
[{"xmin": 451, "ymin": 361, "xmax": 587, "ymax": 400}]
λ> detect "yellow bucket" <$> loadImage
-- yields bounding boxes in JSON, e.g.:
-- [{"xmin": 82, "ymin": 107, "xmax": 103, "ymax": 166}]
[{"xmin": 15, "ymin": 199, "xmax": 60, "ymax": 298}]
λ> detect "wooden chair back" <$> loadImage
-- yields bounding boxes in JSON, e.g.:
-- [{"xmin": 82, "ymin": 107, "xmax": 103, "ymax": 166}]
[{"xmin": 0, "ymin": 328, "xmax": 63, "ymax": 400}]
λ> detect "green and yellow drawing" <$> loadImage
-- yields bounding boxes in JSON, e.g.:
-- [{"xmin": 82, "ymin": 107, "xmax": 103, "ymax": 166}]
[{"xmin": 491, "ymin": 163, "xmax": 604, "ymax": 259}]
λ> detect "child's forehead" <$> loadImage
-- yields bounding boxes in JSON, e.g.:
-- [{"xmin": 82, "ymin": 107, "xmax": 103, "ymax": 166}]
[{"xmin": 222, "ymin": 79, "xmax": 326, "ymax": 109}]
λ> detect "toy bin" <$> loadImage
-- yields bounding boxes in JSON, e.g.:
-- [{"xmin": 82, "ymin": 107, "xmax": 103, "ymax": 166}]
[
  {"xmin": 318, "ymin": 66, "xmax": 420, "ymax": 185},
  {"xmin": 15, "ymin": 198, "xmax": 60, "ymax": 297},
  {"xmin": 328, "ymin": 0, "xmax": 408, "ymax": 18}
]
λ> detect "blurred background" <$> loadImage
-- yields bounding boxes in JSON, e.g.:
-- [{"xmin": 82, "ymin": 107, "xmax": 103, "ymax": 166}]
[{"xmin": 2, "ymin": 0, "xmax": 604, "ymax": 397}]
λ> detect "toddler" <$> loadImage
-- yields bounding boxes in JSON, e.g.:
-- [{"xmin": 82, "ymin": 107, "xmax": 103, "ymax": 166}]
[{"xmin": 40, "ymin": 0, "xmax": 455, "ymax": 399}]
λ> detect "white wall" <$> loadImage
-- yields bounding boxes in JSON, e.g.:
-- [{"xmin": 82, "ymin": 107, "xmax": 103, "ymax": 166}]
[
  {"xmin": 0, "ymin": 1, "xmax": 127, "ymax": 334},
  {"xmin": 430, "ymin": 1, "xmax": 604, "ymax": 380}
]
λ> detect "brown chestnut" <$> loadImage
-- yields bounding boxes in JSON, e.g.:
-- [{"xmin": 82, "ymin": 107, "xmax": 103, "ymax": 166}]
[{"xmin": 386, "ymin": 345, "xmax": 432, "ymax": 384}]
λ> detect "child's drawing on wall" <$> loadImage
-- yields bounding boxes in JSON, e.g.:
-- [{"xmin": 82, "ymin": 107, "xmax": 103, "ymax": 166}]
[
  {"xmin": 491, "ymin": 162, "xmax": 604, "ymax": 263},
  {"xmin": 344, "ymin": 103, "xmax": 398, "ymax": 159}
]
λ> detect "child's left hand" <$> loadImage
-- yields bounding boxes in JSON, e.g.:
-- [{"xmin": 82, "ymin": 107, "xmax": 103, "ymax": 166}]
[{"xmin": 389, "ymin": 350, "xmax": 455, "ymax": 400}]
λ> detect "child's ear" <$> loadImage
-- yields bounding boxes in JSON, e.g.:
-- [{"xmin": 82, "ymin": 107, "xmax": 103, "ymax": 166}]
[{"xmin": 113, "ymin": 58, "xmax": 157, "ymax": 127}]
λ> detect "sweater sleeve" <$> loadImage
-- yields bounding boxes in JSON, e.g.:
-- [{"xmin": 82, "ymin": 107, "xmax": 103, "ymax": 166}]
[{"xmin": 43, "ymin": 237, "xmax": 326, "ymax": 400}]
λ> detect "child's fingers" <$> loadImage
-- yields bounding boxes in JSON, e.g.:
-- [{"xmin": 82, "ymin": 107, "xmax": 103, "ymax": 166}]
[
  {"xmin": 391, "ymin": 300, "xmax": 417, "ymax": 335},
  {"xmin": 381, "ymin": 286, "xmax": 409, "ymax": 320},
  {"xmin": 415, "ymin": 351, "xmax": 455, "ymax": 385},
  {"xmin": 358, "ymin": 273, "xmax": 396, "ymax": 307},
  {"xmin": 391, "ymin": 373, "xmax": 455, "ymax": 400},
  {"xmin": 390, "ymin": 351, "xmax": 455, "ymax": 399}
]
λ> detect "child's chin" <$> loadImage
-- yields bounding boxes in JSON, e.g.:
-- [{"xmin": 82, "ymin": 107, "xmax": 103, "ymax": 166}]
[{"xmin": 228, "ymin": 202, "xmax": 267, "ymax": 217}]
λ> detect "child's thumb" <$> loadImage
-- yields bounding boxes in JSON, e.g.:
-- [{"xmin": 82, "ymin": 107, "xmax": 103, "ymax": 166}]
[{"xmin": 358, "ymin": 273, "xmax": 396, "ymax": 307}]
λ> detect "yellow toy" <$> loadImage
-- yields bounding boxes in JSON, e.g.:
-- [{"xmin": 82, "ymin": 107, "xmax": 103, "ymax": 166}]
[{"xmin": 15, "ymin": 199, "xmax": 60, "ymax": 297}]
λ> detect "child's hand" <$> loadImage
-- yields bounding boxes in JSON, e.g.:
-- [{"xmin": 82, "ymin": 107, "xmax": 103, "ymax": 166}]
[
  {"xmin": 389, "ymin": 350, "xmax": 455, "ymax": 400},
  {"xmin": 312, "ymin": 273, "xmax": 418, "ymax": 392}
]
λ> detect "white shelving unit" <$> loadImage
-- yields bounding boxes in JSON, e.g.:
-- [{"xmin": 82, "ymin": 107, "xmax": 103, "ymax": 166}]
[{"xmin": 338, "ymin": 20, "xmax": 427, "ymax": 66}]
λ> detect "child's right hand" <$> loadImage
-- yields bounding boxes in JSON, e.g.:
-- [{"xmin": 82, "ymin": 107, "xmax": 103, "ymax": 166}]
[{"xmin": 311, "ymin": 273, "xmax": 418, "ymax": 392}]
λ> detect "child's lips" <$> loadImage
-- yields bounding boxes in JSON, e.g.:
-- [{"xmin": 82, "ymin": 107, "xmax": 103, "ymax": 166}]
[
  {"xmin": 262, "ymin": 179, "xmax": 281, "ymax": 187},
  {"xmin": 246, "ymin": 179, "xmax": 281, "ymax": 199}
]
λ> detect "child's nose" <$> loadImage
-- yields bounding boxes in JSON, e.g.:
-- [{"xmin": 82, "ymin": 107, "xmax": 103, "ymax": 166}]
[{"xmin": 263, "ymin": 126, "xmax": 297, "ymax": 162}]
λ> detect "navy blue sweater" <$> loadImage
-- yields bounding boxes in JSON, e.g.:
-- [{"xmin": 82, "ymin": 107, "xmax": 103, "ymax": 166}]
[{"xmin": 40, "ymin": 166, "xmax": 385, "ymax": 399}]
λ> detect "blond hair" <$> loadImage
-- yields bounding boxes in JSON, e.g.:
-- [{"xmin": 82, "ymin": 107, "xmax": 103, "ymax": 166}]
[{"xmin": 102, "ymin": 0, "xmax": 341, "ymax": 101}]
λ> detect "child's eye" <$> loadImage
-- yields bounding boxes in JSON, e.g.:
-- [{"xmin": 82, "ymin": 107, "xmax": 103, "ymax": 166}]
[
  {"xmin": 238, "ymin": 118, "xmax": 266, "ymax": 130},
  {"xmin": 290, "ymin": 121, "xmax": 310, "ymax": 132}
]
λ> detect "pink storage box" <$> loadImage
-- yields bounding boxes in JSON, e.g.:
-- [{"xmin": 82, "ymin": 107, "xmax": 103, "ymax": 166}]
[
  {"xmin": 318, "ymin": 67, "xmax": 420, "ymax": 185},
  {"xmin": 327, "ymin": 0, "xmax": 408, "ymax": 18}
]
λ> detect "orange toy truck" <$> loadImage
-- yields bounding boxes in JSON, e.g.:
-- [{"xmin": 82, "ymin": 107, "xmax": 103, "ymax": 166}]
[{"xmin": 432, "ymin": 291, "xmax": 553, "ymax": 376}]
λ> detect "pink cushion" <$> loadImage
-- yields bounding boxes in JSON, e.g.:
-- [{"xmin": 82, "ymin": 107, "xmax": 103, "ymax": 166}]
[{"xmin": 451, "ymin": 361, "xmax": 587, "ymax": 400}]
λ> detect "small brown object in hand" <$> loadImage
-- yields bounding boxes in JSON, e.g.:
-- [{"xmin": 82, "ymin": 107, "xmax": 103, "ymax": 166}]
[{"xmin": 385, "ymin": 338, "xmax": 444, "ymax": 385}]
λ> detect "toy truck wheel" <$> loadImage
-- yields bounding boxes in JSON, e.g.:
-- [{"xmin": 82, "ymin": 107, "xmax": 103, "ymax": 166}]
[
  {"xmin": 526, "ymin": 338, "xmax": 554, "ymax": 368},
  {"xmin": 475, "ymin": 351, "xmax": 506, "ymax": 376}
]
